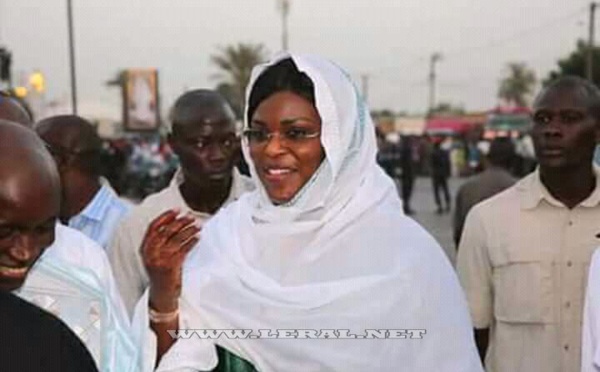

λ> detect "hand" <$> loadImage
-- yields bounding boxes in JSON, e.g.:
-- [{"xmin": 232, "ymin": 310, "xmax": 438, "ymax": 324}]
[{"xmin": 141, "ymin": 209, "xmax": 200, "ymax": 313}]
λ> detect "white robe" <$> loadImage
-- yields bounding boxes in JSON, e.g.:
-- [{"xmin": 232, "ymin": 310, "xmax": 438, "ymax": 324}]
[
  {"xmin": 15, "ymin": 223, "xmax": 138, "ymax": 372},
  {"xmin": 134, "ymin": 53, "xmax": 482, "ymax": 372}
]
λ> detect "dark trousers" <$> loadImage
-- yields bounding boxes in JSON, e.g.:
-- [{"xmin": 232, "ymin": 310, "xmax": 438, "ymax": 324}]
[
  {"xmin": 432, "ymin": 175, "xmax": 450, "ymax": 209},
  {"xmin": 401, "ymin": 174, "xmax": 414, "ymax": 213}
]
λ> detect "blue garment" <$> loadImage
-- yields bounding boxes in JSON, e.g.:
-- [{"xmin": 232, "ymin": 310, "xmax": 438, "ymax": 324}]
[
  {"xmin": 69, "ymin": 181, "xmax": 132, "ymax": 249},
  {"xmin": 595, "ymin": 145, "xmax": 600, "ymax": 166}
]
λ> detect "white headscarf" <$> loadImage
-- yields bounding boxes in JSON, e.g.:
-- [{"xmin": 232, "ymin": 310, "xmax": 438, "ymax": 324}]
[{"xmin": 135, "ymin": 53, "xmax": 482, "ymax": 372}]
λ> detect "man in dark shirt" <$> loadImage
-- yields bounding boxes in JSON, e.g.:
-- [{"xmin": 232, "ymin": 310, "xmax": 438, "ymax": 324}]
[
  {"xmin": 0, "ymin": 290, "xmax": 98, "ymax": 372},
  {"xmin": 431, "ymin": 138, "xmax": 452, "ymax": 213},
  {"xmin": 453, "ymin": 137, "xmax": 517, "ymax": 246}
]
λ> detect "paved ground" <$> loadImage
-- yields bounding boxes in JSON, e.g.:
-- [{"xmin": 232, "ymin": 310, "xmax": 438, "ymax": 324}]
[{"xmin": 400, "ymin": 176, "xmax": 466, "ymax": 266}]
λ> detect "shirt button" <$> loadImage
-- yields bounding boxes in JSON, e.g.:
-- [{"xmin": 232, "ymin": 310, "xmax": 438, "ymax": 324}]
[
  {"xmin": 568, "ymin": 221, "xmax": 573, "ymax": 226},
  {"xmin": 567, "ymin": 261, "xmax": 573, "ymax": 267},
  {"xmin": 565, "ymin": 302, "xmax": 571, "ymax": 309},
  {"xmin": 564, "ymin": 344, "xmax": 570, "ymax": 351}
]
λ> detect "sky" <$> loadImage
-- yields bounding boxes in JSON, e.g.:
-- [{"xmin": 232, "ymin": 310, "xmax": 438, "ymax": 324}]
[{"xmin": 0, "ymin": 0, "xmax": 593, "ymax": 119}]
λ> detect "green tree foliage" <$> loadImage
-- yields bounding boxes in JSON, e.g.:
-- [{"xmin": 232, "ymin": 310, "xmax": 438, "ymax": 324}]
[
  {"xmin": 546, "ymin": 40, "xmax": 600, "ymax": 87},
  {"xmin": 211, "ymin": 43, "xmax": 268, "ymax": 118},
  {"xmin": 498, "ymin": 62, "xmax": 536, "ymax": 107}
]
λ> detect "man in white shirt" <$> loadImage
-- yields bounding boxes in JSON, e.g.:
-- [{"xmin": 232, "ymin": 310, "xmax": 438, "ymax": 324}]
[
  {"xmin": 109, "ymin": 90, "xmax": 254, "ymax": 315},
  {"xmin": 0, "ymin": 120, "xmax": 137, "ymax": 371},
  {"xmin": 36, "ymin": 115, "xmax": 131, "ymax": 248}
]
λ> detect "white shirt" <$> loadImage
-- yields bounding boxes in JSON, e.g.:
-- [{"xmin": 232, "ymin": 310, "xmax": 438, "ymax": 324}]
[{"xmin": 16, "ymin": 223, "xmax": 137, "ymax": 371}]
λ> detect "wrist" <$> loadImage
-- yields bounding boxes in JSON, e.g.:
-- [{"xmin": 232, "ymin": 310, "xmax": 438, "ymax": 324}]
[
  {"xmin": 148, "ymin": 306, "xmax": 179, "ymax": 324},
  {"xmin": 149, "ymin": 291, "xmax": 179, "ymax": 313}
]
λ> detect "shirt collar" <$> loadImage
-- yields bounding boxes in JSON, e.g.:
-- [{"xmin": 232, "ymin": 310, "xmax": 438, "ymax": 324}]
[
  {"xmin": 519, "ymin": 166, "xmax": 600, "ymax": 210},
  {"xmin": 169, "ymin": 166, "xmax": 247, "ymax": 214},
  {"xmin": 76, "ymin": 179, "xmax": 118, "ymax": 222}
]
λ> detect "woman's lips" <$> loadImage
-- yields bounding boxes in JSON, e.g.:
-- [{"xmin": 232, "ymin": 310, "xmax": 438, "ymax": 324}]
[{"xmin": 262, "ymin": 167, "xmax": 295, "ymax": 183}]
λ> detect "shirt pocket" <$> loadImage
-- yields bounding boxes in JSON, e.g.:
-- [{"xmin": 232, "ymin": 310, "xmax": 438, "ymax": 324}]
[{"xmin": 492, "ymin": 246, "xmax": 553, "ymax": 324}]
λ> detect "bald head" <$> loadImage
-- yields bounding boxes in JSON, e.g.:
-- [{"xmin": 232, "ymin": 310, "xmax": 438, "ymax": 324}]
[
  {"xmin": 0, "ymin": 119, "xmax": 60, "ymax": 210},
  {"xmin": 36, "ymin": 115, "xmax": 102, "ymax": 177},
  {"xmin": 169, "ymin": 90, "xmax": 236, "ymax": 135},
  {"xmin": 0, "ymin": 94, "xmax": 33, "ymax": 127},
  {"xmin": 0, "ymin": 120, "xmax": 60, "ymax": 291}
]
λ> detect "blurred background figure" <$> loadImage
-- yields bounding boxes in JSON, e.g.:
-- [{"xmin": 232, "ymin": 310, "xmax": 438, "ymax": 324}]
[
  {"xmin": 453, "ymin": 136, "xmax": 517, "ymax": 247},
  {"xmin": 36, "ymin": 115, "xmax": 132, "ymax": 249},
  {"xmin": 430, "ymin": 136, "xmax": 452, "ymax": 214},
  {"xmin": 0, "ymin": 90, "xmax": 33, "ymax": 127},
  {"xmin": 400, "ymin": 135, "xmax": 416, "ymax": 214}
]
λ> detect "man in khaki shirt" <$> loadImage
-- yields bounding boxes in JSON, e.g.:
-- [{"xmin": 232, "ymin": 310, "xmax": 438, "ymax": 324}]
[
  {"xmin": 457, "ymin": 76, "xmax": 600, "ymax": 372},
  {"xmin": 108, "ymin": 90, "xmax": 254, "ymax": 315}
]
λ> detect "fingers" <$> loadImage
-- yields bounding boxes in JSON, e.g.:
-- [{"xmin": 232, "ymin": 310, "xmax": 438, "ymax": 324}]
[
  {"xmin": 142, "ymin": 212, "xmax": 201, "ymax": 302},
  {"xmin": 144, "ymin": 209, "xmax": 179, "ymax": 241},
  {"xmin": 172, "ymin": 224, "xmax": 200, "ymax": 247},
  {"xmin": 159, "ymin": 215, "xmax": 196, "ymax": 241},
  {"xmin": 149, "ymin": 209, "xmax": 180, "ymax": 230},
  {"xmin": 180, "ymin": 235, "xmax": 199, "ymax": 255},
  {"xmin": 142, "ymin": 212, "xmax": 200, "ymax": 261}
]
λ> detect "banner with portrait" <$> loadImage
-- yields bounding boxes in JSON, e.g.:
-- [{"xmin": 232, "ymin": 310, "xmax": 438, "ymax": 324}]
[{"xmin": 123, "ymin": 69, "xmax": 160, "ymax": 131}]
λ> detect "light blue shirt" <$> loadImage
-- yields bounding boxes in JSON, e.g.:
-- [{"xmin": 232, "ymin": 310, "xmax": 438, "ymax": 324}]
[{"xmin": 69, "ymin": 180, "xmax": 132, "ymax": 249}]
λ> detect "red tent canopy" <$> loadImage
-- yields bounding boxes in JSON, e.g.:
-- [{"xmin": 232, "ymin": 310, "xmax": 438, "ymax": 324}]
[
  {"xmin": 425, "ymin": 117, "xmax": 473, "ymax": 134},
  {"xmin": 489, "ymin": 106, "xmax": 531, "ymax": 115}
]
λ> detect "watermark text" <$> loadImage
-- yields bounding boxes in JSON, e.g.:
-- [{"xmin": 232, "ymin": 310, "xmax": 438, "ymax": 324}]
[{"xmin": 167, "ymin": 329, "xmax": 426, "ymax": 340}]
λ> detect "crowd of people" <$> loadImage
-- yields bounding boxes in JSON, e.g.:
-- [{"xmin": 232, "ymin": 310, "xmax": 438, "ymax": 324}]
[{"xmin": 0, "ymin": 53, "xmax": 600, "ymax": 372}]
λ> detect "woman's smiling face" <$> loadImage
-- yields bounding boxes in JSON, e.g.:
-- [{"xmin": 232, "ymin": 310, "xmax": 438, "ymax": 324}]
[{"xmin": 248, "ymin": 91, "xmax": 325, "ymax": 204}]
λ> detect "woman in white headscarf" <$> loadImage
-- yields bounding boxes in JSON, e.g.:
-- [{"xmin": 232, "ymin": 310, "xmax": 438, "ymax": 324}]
[{"xmin": 135, "ymin": 53, "xmax": 483, "ymax": 371}]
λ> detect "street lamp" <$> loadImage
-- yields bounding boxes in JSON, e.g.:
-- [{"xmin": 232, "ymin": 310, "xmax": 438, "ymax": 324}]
[
  {"xmin": 428, "ymin": 53, "xmax": 443, "ymax": 115},
  {"xmin": 277, "ymin": 0, "xmax": 290, "ymax": 51},
  {"xmin": 67, "ymin": 0, "xmax": 78, "ymax": 114}
]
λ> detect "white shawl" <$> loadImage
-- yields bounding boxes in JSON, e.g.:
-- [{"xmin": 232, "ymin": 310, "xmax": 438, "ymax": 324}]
[{"xmin": 135, "ymin": 53, "xmax": 482, "ymax": 372}]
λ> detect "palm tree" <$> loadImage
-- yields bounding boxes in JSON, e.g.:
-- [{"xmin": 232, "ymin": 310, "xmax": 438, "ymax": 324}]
[
  {"xmin": 498, "ymin": 62, "xmax": 537, "ymax": 107},
  {"xmin": 211, "ymin": 43, "xmax": 268, "ymax": 118}
]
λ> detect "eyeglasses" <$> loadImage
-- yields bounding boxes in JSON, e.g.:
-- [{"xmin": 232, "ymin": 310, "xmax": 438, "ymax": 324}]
[
  {"xmin": 242, "ymin": 128, "xmax": 320, "ymax": 146},
  {"xmin": 532, "ymin": 110, "xmax": 588, "ymax": 126}
]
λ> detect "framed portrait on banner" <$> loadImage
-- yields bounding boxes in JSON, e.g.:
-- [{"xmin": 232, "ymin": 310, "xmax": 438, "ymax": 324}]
[{"xmin": 123, "ymin": 69, "xmax": 160, "ymax": 131}]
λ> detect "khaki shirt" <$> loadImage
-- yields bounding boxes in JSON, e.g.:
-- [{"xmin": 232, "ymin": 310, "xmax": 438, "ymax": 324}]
[
  {"xmin": 457, "ymin": 167, "xmax": 600, "ymax": 372},
  {"xmin": 108, "ymin": 169, "xmax": 254, "ymax": 316}
]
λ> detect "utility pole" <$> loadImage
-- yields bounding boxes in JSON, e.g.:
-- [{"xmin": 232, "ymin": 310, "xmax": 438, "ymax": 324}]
[
  {"xmin": 588, "ymin": 2, "xmax": 597, "ymax": 81},
  {"xmin": 67, "ymin": 0, "xmax": 78, "ymax": 114},
  {"xmin": 277, "ymin": 0, "xmax": 290, "ymax": 51},
  {"xmin": 428, "ymin": 53, "xmax": 442, "ymax": 115},
  {"xmin": 361, "ymin": 74, "xmax": 370, "ymax": 103}
]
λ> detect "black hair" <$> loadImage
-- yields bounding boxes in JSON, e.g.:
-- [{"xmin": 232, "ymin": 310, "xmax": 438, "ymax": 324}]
[
  {"xmin": 170, "ymin": 89, "xmax": 232, "ymax": 129},
  {"xmin": 246, "ymin": 58, "xmax": 315, "ymax": 124},
  {"xmin": 538, "ymin": 76, "xmax": 600, "ymax": 121},
  {"xmin": 36, "ymin": 115, "xmax": 102, "ymax": 177}
]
